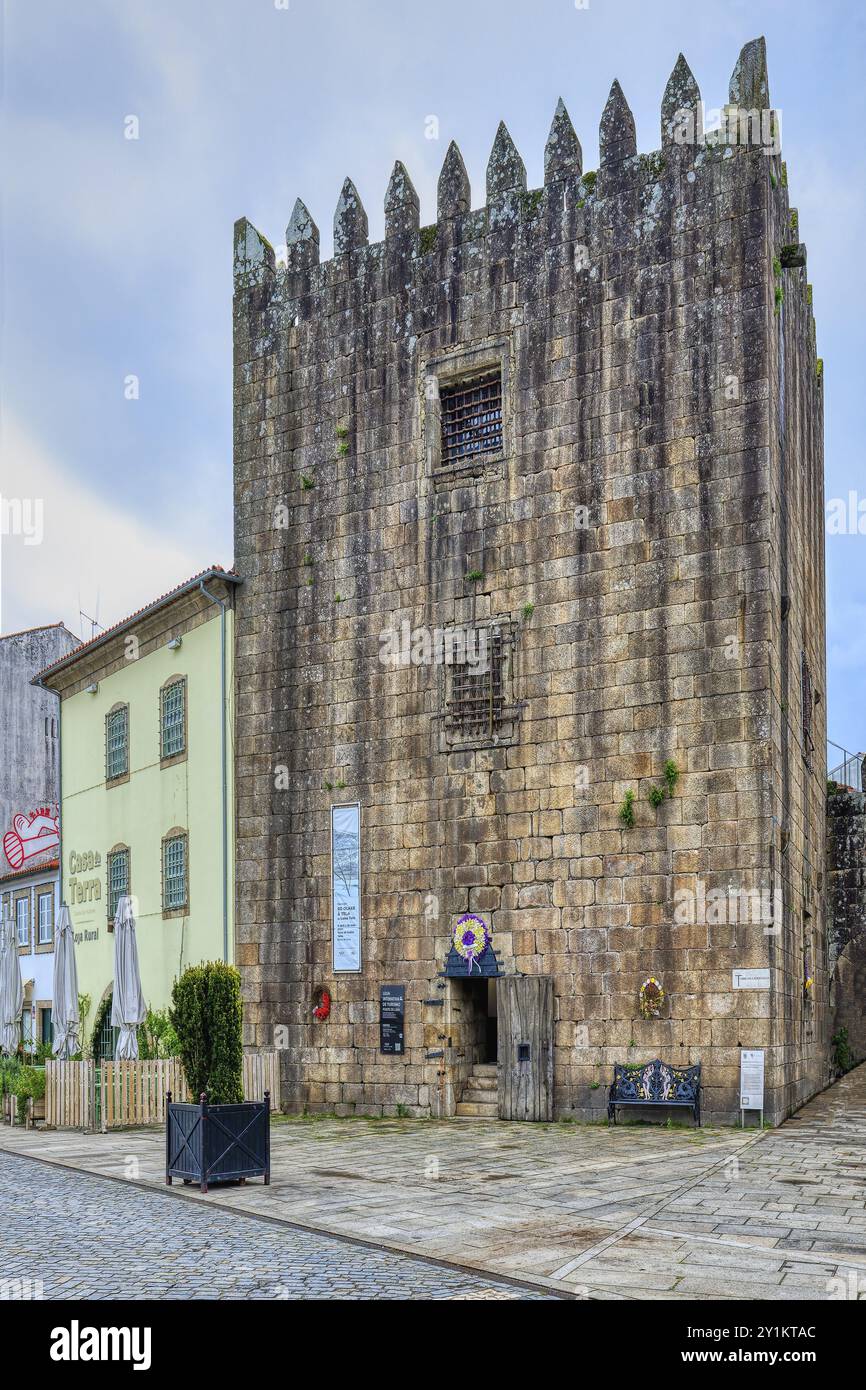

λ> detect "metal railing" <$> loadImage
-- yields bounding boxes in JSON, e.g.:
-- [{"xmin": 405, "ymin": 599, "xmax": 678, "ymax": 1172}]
[{"xmin": 828, "ymin": 739, "xmax": 865, "ymax": 790}]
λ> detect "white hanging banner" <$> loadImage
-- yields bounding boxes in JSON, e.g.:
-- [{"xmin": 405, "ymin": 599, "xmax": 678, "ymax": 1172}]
[
  {"xmin": 740, "ymin": 1049, "xmax": 765, "ymax": 1110},
  {"xmin": 331, "ymin": 803, "xmax": 361, "ymax": 973}
]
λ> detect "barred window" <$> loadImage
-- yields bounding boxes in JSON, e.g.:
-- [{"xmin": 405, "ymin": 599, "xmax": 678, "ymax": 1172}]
[
  {"xmin": 440, "ymin": 371, "xmax": 503, "ymax": 470},
  {"xmin": 106, "ymin": 706, "xmax": 129, "ymax": 780},
  {"xmin": 163, "ymin": 834, "xmax": 188, "ymax": 912},
  {"xmin": 161, "ymin": 679, "xmax": 186, "ymax": 759},
  {"xmin": 442, "ymin": 621, "xmax": 518, "ymax": 748},
  {"xmin": 801, "ymin": 651, "xmax": 814, "ymax": 761},
  {"xmin": 107, "ymin": 849, "xmax": 129, "ymax": 921}
]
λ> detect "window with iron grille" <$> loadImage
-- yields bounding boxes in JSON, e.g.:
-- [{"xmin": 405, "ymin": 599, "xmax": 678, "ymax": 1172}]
[
  {"xmin": 107, "ymin": 849, "xmax": 129, "ymax": 921},
  {"xmin": 439, "ymin": 371, "xmax": 503, "ymax": 470},
  {"xmin": 106, "ymin": 706, "xmax": 129, "ymax": 780},
  {"xmin": 163, "ymin": 834, "xmax": 188, "ymax": 912},
  {"xmin": 801, "ymin": 651, "xmax": 814, "ymax": 761},
  {"xmin": 161, "ymin": 679, "xmax": 185, "ymax": 759},
  {"xmin": 442, "ymin": 622, "xmax": 517, "ymax": 748}
]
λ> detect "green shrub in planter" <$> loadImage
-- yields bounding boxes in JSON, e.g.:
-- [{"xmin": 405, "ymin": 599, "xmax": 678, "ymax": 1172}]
[
  {"xmin": 170, "ymin": 963, "xmax": 243, "ymax": 1104},
  {"xmin": 13, "ymin": 1066, "xmax": 45, "ymax": 1123}
]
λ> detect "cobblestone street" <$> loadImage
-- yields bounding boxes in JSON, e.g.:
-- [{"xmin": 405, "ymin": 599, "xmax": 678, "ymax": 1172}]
[{"xmin": 0, "ymin": 1150, "xmax": 548, "ymax": 1300}]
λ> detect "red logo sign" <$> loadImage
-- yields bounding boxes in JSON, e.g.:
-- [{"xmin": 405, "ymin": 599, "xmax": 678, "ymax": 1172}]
[{"xmin": 3, "ymin": 806, "xmax": 60, "ymax": 870}]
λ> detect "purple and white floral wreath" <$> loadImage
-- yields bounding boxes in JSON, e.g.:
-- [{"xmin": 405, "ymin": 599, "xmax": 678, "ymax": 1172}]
[{"xmin": 453, "ymin": 913, "xmax": 491, "ymax": 973}]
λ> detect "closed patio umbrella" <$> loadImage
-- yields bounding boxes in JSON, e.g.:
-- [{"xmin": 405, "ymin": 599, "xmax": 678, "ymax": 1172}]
[
  {"xmin": 0, "ymin": 907, "xmax": 24, "ymax": 1056},
  {"xmin": 52, "ymin": 904, "xmax": 80, "ymax": 1059},
  {"xmin": 111, "ymin": 896, "xmax": 147, "ymax": 1060}
]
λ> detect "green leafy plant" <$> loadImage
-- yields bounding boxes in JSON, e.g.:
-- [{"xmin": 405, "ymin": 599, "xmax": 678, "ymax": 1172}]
[
  {"xmin": 419, "ymin": 224, "xmax": 438, "ymax": 255},
  {"xmin": 466, "ymin": 569, "xmax": 484, "ymax": 583},
  {"xmin": 301, "ymin": 474, "xmax": 315, "ymax": 490},
  {"xmin": 832, "ymin": 1027, "xmax": 854, "ymax": 1075},
  {"xmin": 138, "ymin": 1007, "xmax": 180, "ymax": 1060},
  {"xmin": 395, "ymin": 1103, "xmax": 410, "ymax": 1118},
  {"xmin": 827, "ymin": 779, "xmax": 839, "ymax": 797},
  {"xmin": 663, "ymin": 759, "xmax": 680, "ymax": 797},
  {"xmin": 336, "ymin": 441, "xmax": 350, "ymax": 457},
  {"xmin": 170, "ymin": 963, "xmax": 244, "ymax": 1105},
  {"xmin": 648, "ymin": 784, "xmax": 666, "ymax": 808},
  {"xmin": 619, "ymin": 789, "xmax": 636, "ymax": 829},
  {"xmin": 13, "ymin": 1065, "xmax": 45, "ymax": 1123},
  {"xmin": 774, "ymin": 284, "xmax": 784, "ymax": 313},
  {"xmin": 522, "ymin": 602, "xmax": 535, "ymax": 620},
  {"xmin": 335, "ymin": 424, "xmax": 349, "ymax": 440}
]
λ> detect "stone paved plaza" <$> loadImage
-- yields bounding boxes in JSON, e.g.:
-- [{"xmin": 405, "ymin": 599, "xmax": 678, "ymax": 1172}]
[{"xmin": 2, "ymin": 1064, "xmax": 865, "ymax": 1300}]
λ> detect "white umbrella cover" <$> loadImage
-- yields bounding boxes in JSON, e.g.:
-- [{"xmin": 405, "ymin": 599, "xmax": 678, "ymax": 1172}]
[
  {"xmin": 111, "ymin": 896, "xmax": 147, "ymax": 1060},
  {"xmin": 0, "ymin": 907, "xmax": 24, "ymax": 1056},
  {"xmin": 52, "ymin": 904, "xmax": 80, "ymax": 1059}
]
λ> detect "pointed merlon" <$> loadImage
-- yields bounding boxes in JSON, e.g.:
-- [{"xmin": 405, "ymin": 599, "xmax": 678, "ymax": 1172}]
[
  {"xmin": 729, "ymin": 36, "xmax": 770, "ymax": 109},
  {"xmin": 486, "ymin": 121, "xmax": 527, "ymax": 199},
  {"xmin": 233, "ymin": 216, "xmax": 275, "ymax": 287},
  {"xmin": 599, "ymin": 79, "xmax": 637, "ymax": 168},
  {"xmin": 333, "ymin": 178, "xmax": 368, "ymax": 255},
  {"xmin": 385, "ymin": 160, "xmax": 420, "ymax": 239},
  {"xmin": 661, "ymin": 53, "xmax": 703, "ymax": 147},
  {"xmin": 286, "ymin": 198, "xmax": 319, "ymax": 272},
  {"xmin": 437, "ymin": 141, "xmax": 471, "ymax": 220},
  {"xmin": 544, "ymin": 98, "xmax": 582, "ymax": 183}
]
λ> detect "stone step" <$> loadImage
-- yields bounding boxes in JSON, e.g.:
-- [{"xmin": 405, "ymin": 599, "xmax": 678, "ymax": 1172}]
[
  {"xmin": 472, "ymin": 1064, "xmax": 498, "ymax": 1077},
  {"xmin": 469, "ymin": 1073, "xmax": 498, "ymax": 1092},
  {"xmin": 454, "ymin": 1100, "xmax": 499, "ymax": 1118},
  {"xmin": 460, "ymin": 1088, "xmax": 498, "ymax": 1107}
]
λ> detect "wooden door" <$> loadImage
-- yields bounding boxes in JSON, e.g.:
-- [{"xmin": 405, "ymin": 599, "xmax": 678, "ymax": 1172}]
[{"xmin": 497, "ymin": 976, "xmax": 554, "ymax": 1121}]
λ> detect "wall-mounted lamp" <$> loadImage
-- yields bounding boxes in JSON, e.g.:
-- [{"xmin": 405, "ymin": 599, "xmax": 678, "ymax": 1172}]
[{"xmin": 167, "ymin": 637, "xmax": 183, "ymax": 651}]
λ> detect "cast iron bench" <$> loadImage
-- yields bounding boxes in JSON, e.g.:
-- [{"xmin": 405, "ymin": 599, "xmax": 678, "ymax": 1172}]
[{"xmin": 608, "ymin": 1058, "xmax": 701, "ymax": 1126}]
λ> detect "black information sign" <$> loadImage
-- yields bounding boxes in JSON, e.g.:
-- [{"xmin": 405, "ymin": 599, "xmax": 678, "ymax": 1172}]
[{"xmin": 380, "ymin": 984, "xmax": 405, "ymax": 1055}]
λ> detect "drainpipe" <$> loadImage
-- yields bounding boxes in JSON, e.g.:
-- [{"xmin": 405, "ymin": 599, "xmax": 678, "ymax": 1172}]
[
  {"xmin": 199, "ymin": 580, "xmax": 229, "ymax": 964},
  {"xmin": 34, "ymin": 675, "xmax": 63, "ymax": 901}
]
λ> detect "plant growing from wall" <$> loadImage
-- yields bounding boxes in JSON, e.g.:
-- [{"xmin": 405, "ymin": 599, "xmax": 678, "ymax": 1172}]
[
  {"xmin": 170, "ymin": 962, "xmax": 244, "ymax": 1105},
  {"xmin": 663, "ymin": 759, "xmax": 680, "ymax": 797},
  {"xmin": 619, "ymin": 789, "xmax": 636, "ymax": 829},
  {"xmin": 648, "ymin": 784, "xmax": 666, "ymax": 808},
  {"xmin": 832, "ymin": 1027, "xmax": 854, "ymax": 1075}
]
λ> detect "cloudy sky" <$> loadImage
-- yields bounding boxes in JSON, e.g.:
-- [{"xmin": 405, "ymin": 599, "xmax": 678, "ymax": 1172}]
[{"xmin": 2, "ymin": 0, "xmax": 864, "ymax": 756}]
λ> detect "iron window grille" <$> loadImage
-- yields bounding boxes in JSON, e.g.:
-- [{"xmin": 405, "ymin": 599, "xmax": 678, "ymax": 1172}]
[
  {"xmin": 161, "ymin": 680, "xmax": 185, "ymax": 759},
  {"xmin": 106, "ymin": 706, "xmax": 129, "ymax": 780},
  {"xmin": 801, "ymin": 651, "xmax": 814, "ymax": 763},
  {"xmin": 439, "ymin": 371, "xmax": 503, "ymax": 470},
  {"xmin": 163, "ymin": 834, "xmax": 188, "ymax": 912},
  {"xmin": 16, "ymin": 898, "xmax": 29, "ymax": 948},
  {"xmin": 37, "ymin": 893, "xmax": 53, "ymax": 944},
  {"xmin": 96, "ymin": 1001, "xmax": 119, "ymax": 1062},
  {"xmin": 107, "ymin": 849, "xmax": 129, "ymax": 921},
  {"xmin": 443, "ymin": 622, "xmax": 517, "ymax": 746}
]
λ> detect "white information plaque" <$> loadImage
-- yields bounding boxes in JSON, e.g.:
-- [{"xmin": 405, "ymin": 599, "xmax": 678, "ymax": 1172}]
[
  {"xmin": 740, "ymin": 1049, "xmax": 765, "ymax": 1118},
  {"xmin": 732, "ymin": 968, "xmax": 771, "ymax": 990},
  {"xmin": 331, "ymin": 803, "xmax": 361, "ymax": 973}
]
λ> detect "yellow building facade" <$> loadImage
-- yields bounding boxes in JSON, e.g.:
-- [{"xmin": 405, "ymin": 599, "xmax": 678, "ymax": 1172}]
[{"xmin": 36, "ymin": 568, "xmax": 239, "ymax": 1052}]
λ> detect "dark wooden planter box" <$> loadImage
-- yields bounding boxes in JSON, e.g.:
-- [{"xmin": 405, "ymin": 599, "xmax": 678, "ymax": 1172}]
[{"xmin": 165, "ymin": 1090, "xmax": 270, "ymax": 1193}]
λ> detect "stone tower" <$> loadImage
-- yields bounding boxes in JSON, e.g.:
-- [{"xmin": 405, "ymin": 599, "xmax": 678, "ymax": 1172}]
[{"xmin": 233, "ymin": 37, "xmax": 827, "ymax": 1124}]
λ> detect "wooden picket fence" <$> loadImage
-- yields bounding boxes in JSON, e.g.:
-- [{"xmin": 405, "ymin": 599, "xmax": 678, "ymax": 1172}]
[
  {"xmin": 243, "ymin": 1050, "xmax": 280, "ymax": 1109},
  {"xmin": 45, "ymin": 1059, "xmax": 97, "ymax": 1129},
  {"xmin": 100, "ymin": 1058, "xmax": 188, "ymax": 1128},
  {"xmin": 43, "ymin": 1052, "xmax": 280, "ymax": 1130}
]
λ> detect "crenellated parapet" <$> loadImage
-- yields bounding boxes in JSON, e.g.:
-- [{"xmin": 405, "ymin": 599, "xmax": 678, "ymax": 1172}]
[{"xmin": 233, "ymin": 37, "xmax": 796, "ymax": 310}]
